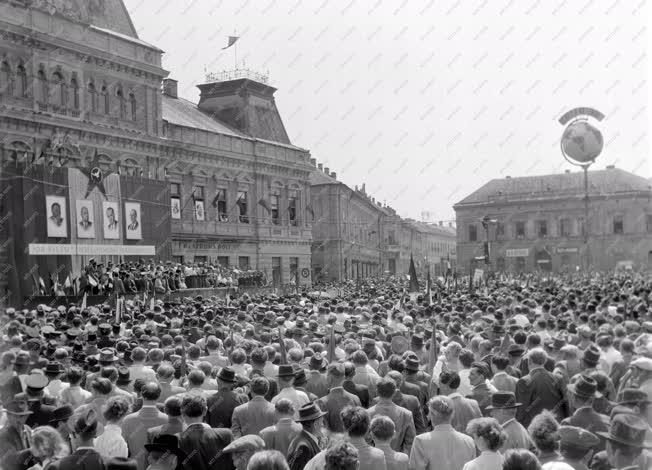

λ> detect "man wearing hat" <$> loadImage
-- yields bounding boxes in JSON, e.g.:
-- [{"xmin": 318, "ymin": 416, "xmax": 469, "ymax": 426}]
[
  {"xmin": 206, "ymin": 367, "xmax": 247, "ymax": 429},
  {"xmin": 287, "ymin": 403, "xmax": 327, "ymax": 470},
  {"xmin": 557, "ymin": 425, "xmax": 600, "ymax": 470},
  {"xmin": 487, "ymin": 391, "xmax": 534, "ymax": 453},
  {"xmin": 49, "ymin": 403, "xmax": 75, "ymax": 453},
  {"xmin": 17, "ymin": 373, "xmax": 56, "ymax": 427},
  {"xmin": 596, "ymin": 414, "xmax": 652, "ymax": 470},
  {"xmin": 272, "ymin": 364, "xmax": 310, "ymax": 415},
  {"xmin": 0, "ymin": 400, "xmax": 33, "ymax": 458},
  {"xmin": 630, "ymin": 357, "xmax": 652, "ymax": 401},
  {"xmin": 563, "ymin": 375, "xmax": 610, "ymax": 452},
  {"xmin": 144, "ymin": 434, "xmax": 187, "ymax": 470},
  {"xmin": 305, "ymin": 353, "xmax": 329, "ymax": 399},
  {"xmin": 223, "ymin": 434, "xmax": 266, "ymax": 470}
]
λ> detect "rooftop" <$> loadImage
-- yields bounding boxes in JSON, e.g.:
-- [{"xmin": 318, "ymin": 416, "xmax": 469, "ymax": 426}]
[
  {"xmin": 455, "ymin": 167, "xmax": 652, "ymax": 206},
  {"xmin": 162, "ymin": 94, "xmax": 245, "ymax": 138}
]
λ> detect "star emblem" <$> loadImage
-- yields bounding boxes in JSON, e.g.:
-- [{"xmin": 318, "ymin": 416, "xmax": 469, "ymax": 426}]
[{"xmin": 78, "ymin": 150, "xmax": 113, "ymax": 199}]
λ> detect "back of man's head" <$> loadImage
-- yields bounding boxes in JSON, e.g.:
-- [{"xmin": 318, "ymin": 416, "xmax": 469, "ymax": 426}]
[
  {"xmin": 164, "ymin": 396, "xmax": 182, "ymax": 418},
  {"xmin": 275, "ymin": 398, "xmax": 295, "ymax": 417},
  {"xmin": 181, "ymin": 395, "xmax": 207, "ymax": 418},
  {"xmin": 528, "ymin": 348, "xmax": 547, "ymax": 367},
  {"xmin": 141, "ymin": 382, "xmax": 162, "ymax": 401},
  {"xmin": 376, "ymin": 378, "xmax": 397, "ymax": 399},
  {"xmin": 428, "ymin": 396, "xmax": 454, "ymax": 424},
  {"xmin": 250, "ymin": 376, "xmax": 270, "ymax": 397}
]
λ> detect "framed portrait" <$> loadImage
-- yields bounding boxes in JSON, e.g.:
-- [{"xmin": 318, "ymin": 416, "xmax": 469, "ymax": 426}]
[
  {"xmin": 76, "ymin": 200, "xmax": 95, "ymax": 239},
  {"xmin": 195, "ymin": 200, "xmax": 205, "ymax": 221},
  {"xmin": 171, "ymin": 197, "xmax": 181, "ymax": 220},
  {"xmin": 102, "ymin": 201, "xmax": 120, "ymax": 239},
  {"xmin": 46, "ymin": 195, "xmax": 67, "ymax": 238},
  {"xmin": 125, "ymin": 201, "xmax": 142, "ymax": 240}
]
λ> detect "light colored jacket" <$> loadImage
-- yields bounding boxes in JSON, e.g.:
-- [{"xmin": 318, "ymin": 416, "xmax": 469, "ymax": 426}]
[
  {"xmin": 408, "ymin": 423, "xmax": 475, "ymax": 470},
  {"xmin": 231, "ymin": 395, "xmax": 276, "ymax": 438}
]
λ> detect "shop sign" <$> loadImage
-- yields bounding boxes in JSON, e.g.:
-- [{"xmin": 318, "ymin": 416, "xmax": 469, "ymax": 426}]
[
  {"xmin": 556, "ymin": 247, "xmax": 578, "ymax": 254},
  {"xmin": 505, "ymin": 248, "xmax": 529, "ymax": 258}
]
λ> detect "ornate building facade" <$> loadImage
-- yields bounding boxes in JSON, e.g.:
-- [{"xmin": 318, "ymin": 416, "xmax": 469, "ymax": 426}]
[
  {"xmin": 454, "ymin": 166, "xmax": 652, "ymax": 273},
  {"xmin": 0, "ymin": 0, "xmax": 313, "ymax": 302}
]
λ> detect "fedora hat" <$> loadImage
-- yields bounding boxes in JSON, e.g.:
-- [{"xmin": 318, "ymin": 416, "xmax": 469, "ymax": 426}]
[
  {"xmin": 596, "ymin": 414, "xmax": 652, "ymax": 449},
  {"xmin": 618, "ymin": 388, "xmax": 651, "ymax": 406},
  {"xmin": 277, "ymin": 364, "xmax": 295, "ymax": 378},
  {"xmin": 486, "ymin": 391, "xmax": 522, "ymax": 410},
  {"xmin": 294, "ymin": 369, "xmax": 308, "ymax": 386},
  {"xmin": 582, "ymin": 346, "xmax": 601, "ymax": 366},
  {"xmin": 116, "ymin": 367, "xmax": 132, "ymax": 386},
  {"xmin": 309, "ymin": 353, "xmax": 328, "ymax": 370},
  {"xmin": 404, "ymin": 357, "xmax": 420, "ymax": 372},
  {"xmin": 410, "ymin": 334, "xmax": 425, "ymax": 347},
  {"xmin": 44, "ymin": 361, "xmax": 63, "ymax": 375},
  {"xmin": 296, "ymin": 402, "xmax": 327, "ymax": 422},
  {"xmin": 98, "ymin": 349, "xmax": 119, "ymax": 363},
  {"xmin": 217, "ymin": 367, "xmax": 237, "ymax": 383},
  {"xmin": 144, "ymin": 434, "xmax": 186, "ymax": 459},
  {"xmin": 5, "ymin": 400, "xmax": 33, "ymax": 415},
  {"xmin": 568, "ymin": 375, "xmax": 599, "ymax": 398}
]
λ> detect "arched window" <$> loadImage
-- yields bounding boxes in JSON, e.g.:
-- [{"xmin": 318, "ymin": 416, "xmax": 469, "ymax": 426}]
[
  {"xmin": 116, "ymin": 86, "xmax": 126, "ymax": 119},
  {"xmin": 0, "ymin": 61, "xmax": 12, "ymax": 95},
  {"xmin": 87, "ymin": 82, "xmax": 97, "ymax": 112},
  {"xmin": 52, "ymin": 71, "xmax": 66, "ymax": 106},
  {"xmin": 37, "ymin": 69, "xmax": 48, "ymax": 103},
  {"xmin": 16, "ymin": 64, "xmax": 26, "ymax": 97},
  {"xmin": 101, "ymin": 84, "xmax": 109, "ymax": 114},
  {"xmin": 129, "ymin": 92, "xmax": 136, "ymax": 121},
  {"xmin": 70, "ymin": 77, "xmax": 79, "ymax": 109}
]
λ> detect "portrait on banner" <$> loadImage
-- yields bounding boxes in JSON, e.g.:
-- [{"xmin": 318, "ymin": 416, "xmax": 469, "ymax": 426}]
[
  {"xmin": 195, "ymin": 200, "xmax": 205, "ymax": 221},
  {"xmin": 76, "ymin": 200, "xmax": 95, "ymax": 239},
  {"xmin": 103, "ymin": 201, "xmax": 120, "ymax": 239},
  {"xmin": 171, "ymin": 197, "xmax": 181, "ymax": 219},
  {"xmin": 46, "ymin": 195, "xmax": 67, "ymax": 238},
  {"xmin": 125, "ymin": 202, "xmax": 142, "ymax": 239}
]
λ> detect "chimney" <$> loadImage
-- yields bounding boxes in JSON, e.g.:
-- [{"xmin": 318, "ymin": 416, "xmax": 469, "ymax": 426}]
[
  {"xmin": 310, "ymin": 158, "xmax": 317, "ymax": 167},
  {"xmin": 362, "ymin": 183, "xmax": 366, "ymax": 194},
  {"xmin": 330, "ymin": 171, "xmax": 336, "ymax": 179},
  {"xmin": 163, "ymin": 78, "xmax": 178, "ymax": 99},
  {"xmin": 565, "ymin": 169, "xmax": 570, "ymax": 173},
  {"xmin": 196, "ymin": 76, "xmax": 291, "ymax": 144},
  {"xmin": 372, "ymin": 197, "xmax": 375, "ymax": 203},
  {"xmin": 324, "ymin": 167, "xmax": 330, "ymax": 174},
  {"xmin": 318, "ymin": 163, "xmax": 323, "ymax": 171},
  {"xmin": 606, "ymin": 164, "xmax": 615, "ymax": 169},
  {"xmin": 505, "ymin": 176, "xmax": 511, "ymax": 179},
  {"xmin": 355, "ymin": 185, "xmax": 358, "ymax": 191}
]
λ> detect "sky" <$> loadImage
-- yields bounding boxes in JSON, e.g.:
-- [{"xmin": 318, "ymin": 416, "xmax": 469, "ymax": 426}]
[{"xmin": 125, "ymin": 0, "xmax": 650, "ymax": 221}]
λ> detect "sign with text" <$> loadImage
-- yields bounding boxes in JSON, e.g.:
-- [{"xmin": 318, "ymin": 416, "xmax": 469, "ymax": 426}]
[
  {"xmin": 175, "ymin": 240, "xmax": 241, "ymax": 251},
  {"xmin": 29, "ymin": 243, "xmax": 156, "ymax": 256},
  {"xmin": 505, "ymin": 248, "xmax": 529, "ymax": 258},
  {"xmin": 556, "ymin": 247, "xmax": 579, "ymax": 253}
]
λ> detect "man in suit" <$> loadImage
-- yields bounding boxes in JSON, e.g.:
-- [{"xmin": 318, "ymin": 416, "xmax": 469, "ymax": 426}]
[
  {"xmin": 231, "ymin": 376, "xmax": 276, "ymax": 438},
  {"xmin": 403, "ymin": 357, "xmax": 429, "ymax": 407},
  {"xmin": 305, "ymin": 353, "xmax": 329, "ymax": 399},
  {"xmin": 147, "ymin": 396, "xmax": 184, "ymax": 444},
  {"xmin": 487, "ymin": 391, "xmax": 535, "ymax": 453},
  {"xmin": 260, "ymin": 398, "xmax": 302, "ymax": 458},
  {"xmin": 491, "ymin": 355, "xmax": 518, "ymax": 393},
  {"xmin": 316, "ymin": 363, "xmax": 361, "ymax": 433},
  {"xmin": 343, "ymin": 361, "xmax": 370, "ymax": 408},
  {"xmin": 515, "ymin": 348, "xmax": 568, "ymax": 427},
  {"xmin": 439, "ymin": 371, "xmax": 482, "ymax": 433},
  {"xmin": 17, "ymin": 373, "xmax": 56, "ymax": 427},
  {"xmin": 121, "ymin": 382, "xmax": 168, "ymax": 470},
  {"xmin": 367, "ymin": 378, "xmax": 415, "ymax": 455},
  {"xmin": 385, "ymin": 370, "xmax": 426, "ymax": 434},
  {"xmin": 0, "ymin": 401, "xmax": 33, "ymax": 469},
  {"xmin": 369, "ymin": 416, "xmax": 409, "ymax": 470},
  {"xmin": 467, "ymin": 362, "xmax": 495, "ymax": 416},
  {"xmin": 206, "ymin": 367, "xmax": 248, "ymax": 429},
  {"xmin": 178, "ymin": 393, "xmax": 234, "ymax": 470},
  {"xmin": 156, "ymin": 364, "xmax": 185, "ymax": 402},
  {"xmin": 561, "ymin": 375, "xmax": 609, "ymax": 453}
]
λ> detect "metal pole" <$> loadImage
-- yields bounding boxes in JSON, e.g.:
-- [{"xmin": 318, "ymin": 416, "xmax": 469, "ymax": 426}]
[{"xmin": 583, "ymin": 165, "xmax": 590, "ymax": 270}]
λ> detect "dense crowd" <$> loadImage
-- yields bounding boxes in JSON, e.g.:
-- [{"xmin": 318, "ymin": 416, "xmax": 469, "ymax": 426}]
[
  {"xmin": 53, "ymin": 259, "xmax": 266, "ymax": 296},
  {"xmin": 2, "ymin": 270, "xmax": 652, "ymax": 470}
]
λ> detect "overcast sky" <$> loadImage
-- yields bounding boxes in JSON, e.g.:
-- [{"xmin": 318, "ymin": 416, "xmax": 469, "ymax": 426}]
[{"xmin": 125, "ymin": 0, "xmax": 650, "ymax": 221}]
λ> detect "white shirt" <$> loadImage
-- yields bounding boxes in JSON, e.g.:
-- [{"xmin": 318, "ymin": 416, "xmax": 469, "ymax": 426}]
[
  {"xmin": 94, "ymin": 423, "xmax": 128, "ymax": 458},
  {"xmin": 457, "ymin": 369, "xmax": 472, "ymax": 397},
  {"xmin": 128, "ymin": 363, "xmax": 157, "ymax": 384},
  {"xmin": 463, "ymin": 451, "xmax": 503, "ymax": 470},
  {"xmin": 45, "ymin": 379, "xmax": 70, "ymax": 401}
]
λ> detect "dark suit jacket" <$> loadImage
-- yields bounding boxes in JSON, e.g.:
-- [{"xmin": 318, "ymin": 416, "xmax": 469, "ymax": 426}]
[
  {"xmin": 400, "ymin": 380, "xmax": 424, "ymax": 406},
  {"xmin": 343, "ymin": 380, "xmax": 370, "ymax": 408},
  {"xmin": 404, "ymin": 375, "xmax": 429, "ymax": 406},
  {"xmin": 372, "ymin": 391, "xmax": 426, "ymax": 434},
  {"xmin": 205, "ymin": 390, "xmax": 247, "ymax": 428},
  {"xmin": 6, "ymin": 448, "xmax": 38, "ymax": 470},
  {"xmin": 178, "ymin": 423, "xmax": 234, "ymax": 470},
  {"xmin": 316, "ymin": 387, "xmax": 361, "ymax": 433},
  {"xmin": 147, "ymin": 419, "xmax": 185, "ymax": 443},
  {"xmin": 562, "ymin": 407, "xmax": 609, "ymax": 452},
  {"xmin": 519, "ymin": 356, "xmax": 555, "ymax": 376},
  {"xmin": 57, "ymin": 448, "xmax": 106, "ymax": 470},
  {"xmin": 0, "ymin": 425, "xmax": 29, "ymax": 470},
  {"xmin": 515, "ymin": 367, "xmax": 568, "ymax": 427},
  {"xmin": 22, "ymin": 400, "xmax": 56, "ymax": 427}
]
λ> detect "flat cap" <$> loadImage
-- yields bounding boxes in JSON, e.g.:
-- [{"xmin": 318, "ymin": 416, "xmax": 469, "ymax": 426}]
[
  {"xmin": 222, "ymin": 435, "xmax": 265, "ymax": 454},
  {"xmin": 559, "ymin": 425, "xmax": 599, "ymax": 452}
]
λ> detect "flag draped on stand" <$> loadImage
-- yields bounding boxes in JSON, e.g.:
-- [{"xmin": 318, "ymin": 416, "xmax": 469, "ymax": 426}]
[
  {"xmin": 80, "ymin": 292, "xmax": 87, "ymax": 311},
  {"xmin": 408, "ymin": 254, "xmax": 419, "ymax": 293},
  {"xmin": 258, "ymin": 198, "xmax": 271, "ymax": 213}
]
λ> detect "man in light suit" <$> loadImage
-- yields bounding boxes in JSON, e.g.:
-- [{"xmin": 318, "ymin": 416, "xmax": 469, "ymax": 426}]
[
  {"xmin": 316, "ymin": 363, "xmax": 361, "ymax": 433},
  {"xmin": 409, "ymin": 396, "xmax": 476, "ymax": 470},
  {"xmin": 147, "ymin": 396, "xmax": 184, "ymax": 444},
  {"xmin": 259, "ymin": 398, "xmax": 302, "ymax": 458},
  {"xmin": 439, "ymin": 371, "xmax": 482, "ymax": 433},
  {"xmin": 177, "ymin": 394, "xmax": 234, "ymax": 470},
  {"xmin": 156, "ymin": 364, "xmax": 186, "ymax": 402},
  {"xmin": 515, "ymin": 348, "xmax": 568, "ymax": 427},
  {"xmin": 367, "ymin": 378, "xmax": 415, "ymax": 455},
  {"xmin": 231, "ymin": 376, "xmax": 276, "ymax": 438},
  {"xmin": 385, "ymin": 370, "xmax": 427, "ymax": 434},
  {"xmin": 491, "ymin": 355, "xmax": 518, "ymax": 393}
]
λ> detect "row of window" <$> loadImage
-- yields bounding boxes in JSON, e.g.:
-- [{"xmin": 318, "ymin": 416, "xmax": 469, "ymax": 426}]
[
  {"xmin": 171, "ymin": 183, "xmax": 300, "ymax": 225},
  {"xmin": 467, "ymin": 215, "xmax": 652, "ymax": 241},
  {"xmin": 0, "ymin": 61, "xmax": 138, "ymax": 121}
]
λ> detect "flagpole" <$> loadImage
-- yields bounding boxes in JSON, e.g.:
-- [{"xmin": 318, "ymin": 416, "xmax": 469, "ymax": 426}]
[{"xmin": 234, "ymin": 29, "xmax": 237, "ymax": 69}]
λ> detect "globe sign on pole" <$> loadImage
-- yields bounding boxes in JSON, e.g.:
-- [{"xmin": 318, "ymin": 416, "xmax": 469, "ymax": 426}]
[{"xmin": 558, "ymin": 107, "xmax": 605, "ymax": 166}]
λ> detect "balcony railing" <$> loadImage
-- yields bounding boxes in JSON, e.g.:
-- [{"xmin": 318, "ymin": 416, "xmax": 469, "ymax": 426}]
[{"xmin": 205, "ymin": 68, "xmax": 270, "ymax": 84}]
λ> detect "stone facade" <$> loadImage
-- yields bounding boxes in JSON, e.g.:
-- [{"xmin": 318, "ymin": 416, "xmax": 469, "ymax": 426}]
[
  {"xmin": 0, "ymin": 0, "xmax": 314, "ymax": 294},
  {"xmin": 454, "ymin": 167, "xmax": 652, "ymax": 273}
]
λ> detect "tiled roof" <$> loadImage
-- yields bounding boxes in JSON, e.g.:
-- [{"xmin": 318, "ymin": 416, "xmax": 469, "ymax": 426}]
[
  {"xmin": 455, "ymin": 168, "xmax": 652, "ymax": 206},
  {"xmin": 162, "ymin": 95, "xmax": 245, "ymax": 138},
  {"xmin": 310, "ymin": 170, "xmax": 338, "ymax": 185}
]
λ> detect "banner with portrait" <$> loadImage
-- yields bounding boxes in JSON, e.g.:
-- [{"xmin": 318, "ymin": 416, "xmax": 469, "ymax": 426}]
[
  {"xmin": 171, "ymin": 197, "xmax": 181, "ymax": 219},
  {"xmin": 195, "ymin": 200, "xmax": 205, "ymax": 221},
  {"xmin": 46, "ymin": 195, "xmax": 67, "ymax": 238},
  {"xmin": 76, "ymin": 199, "xmax": 96, "ymax": 239},
  {"xmin": 102, "ymin": 201, "xmax": 120, "ymax": 239},
  {"xmin": 125, "ymin": 201, "xmax": 142, "ymax": 240}
]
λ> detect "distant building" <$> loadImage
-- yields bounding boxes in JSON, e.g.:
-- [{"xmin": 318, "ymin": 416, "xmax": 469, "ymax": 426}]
[
  {"xmin": 454, "ymin": 166, "xmax": 652, "ymax": 273},
  {"xmin": 310, "ymin": 163, "xmax": 456, "ymax": 282}
]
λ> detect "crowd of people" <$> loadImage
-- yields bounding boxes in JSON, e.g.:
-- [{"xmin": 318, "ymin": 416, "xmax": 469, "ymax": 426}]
[
  {"xmin": 48, "ymin": 259, "xmax": 266, "ymax": 296},
  {"xmin": 2, "ymin": 269, "xmax": 652, "ymax": 470}
]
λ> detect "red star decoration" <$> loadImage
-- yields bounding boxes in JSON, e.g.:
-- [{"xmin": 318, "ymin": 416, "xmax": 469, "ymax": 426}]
[{"xmin": 78, "ymin": 150, "xmax": 114, "ymax": 199}]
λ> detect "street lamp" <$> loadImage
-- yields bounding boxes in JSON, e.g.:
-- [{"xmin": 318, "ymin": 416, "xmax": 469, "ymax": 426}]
[{"xmin": 559, "ymin": 108, "xmax": 605, "ymax": 270}]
